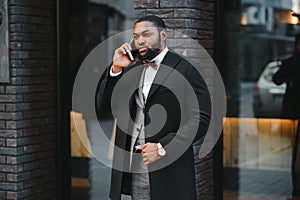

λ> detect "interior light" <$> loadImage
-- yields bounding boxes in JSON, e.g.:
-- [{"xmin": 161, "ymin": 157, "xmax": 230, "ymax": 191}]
[
  {"xmin": 292, "ymin": 11, "xmax": 300, "ymax": 24},
  {"xmin": 241, "ymin": 13, "xmax": 248, "ymax": 25}
]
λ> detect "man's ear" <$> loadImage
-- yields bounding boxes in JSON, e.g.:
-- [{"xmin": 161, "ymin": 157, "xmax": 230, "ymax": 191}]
[{"xmin": 160, "ymin": 30, "xmax": 167, "ymax": 41}]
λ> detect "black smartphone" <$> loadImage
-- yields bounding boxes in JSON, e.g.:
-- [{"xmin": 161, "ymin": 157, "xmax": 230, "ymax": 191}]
[{"xmin": 127, "ymin": 39, "xmax": 138, "ymax": 61}]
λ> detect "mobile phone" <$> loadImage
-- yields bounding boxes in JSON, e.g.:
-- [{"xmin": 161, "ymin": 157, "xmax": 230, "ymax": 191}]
[{"xmin": 127, "ymin": 39, "xmax": 138, "ymax": 61}]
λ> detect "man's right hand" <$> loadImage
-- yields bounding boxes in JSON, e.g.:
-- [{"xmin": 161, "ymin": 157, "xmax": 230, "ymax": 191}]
[{"xmin": 112, "ymin": 43, "xmax": 134, "ymax": 73}]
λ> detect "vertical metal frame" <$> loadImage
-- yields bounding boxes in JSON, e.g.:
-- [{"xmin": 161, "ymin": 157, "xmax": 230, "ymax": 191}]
[
  {"xmin": 56, "ymin": 0, "xmax": 71, "ymax": 199},
  {"xmin": 214, "ymin": 0, "xmax": 225, "ymax": 199}
]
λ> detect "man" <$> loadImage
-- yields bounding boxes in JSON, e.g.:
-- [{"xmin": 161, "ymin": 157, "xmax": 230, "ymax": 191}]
[
  {"xmin": 96, "ymin": 15, "xmax": 211, "ymax": 200},
  {"xmin": 273, "ymin": 32, "xmax": 300, "ymax": 198},
  {"xmin": 273, "ymin": 33, "xmax": 300, "ymax": 119}
]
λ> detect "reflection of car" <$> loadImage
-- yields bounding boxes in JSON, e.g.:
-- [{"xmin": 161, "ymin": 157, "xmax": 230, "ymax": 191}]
[{"xmin": 253, "ymin": 61, "xmax": 286, "ymax": 118}]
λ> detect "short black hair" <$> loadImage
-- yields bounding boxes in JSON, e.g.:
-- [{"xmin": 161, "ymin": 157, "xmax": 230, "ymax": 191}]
[{"xmin": 134, "ymin": 15, "xmax": 167, "ymax": 30}]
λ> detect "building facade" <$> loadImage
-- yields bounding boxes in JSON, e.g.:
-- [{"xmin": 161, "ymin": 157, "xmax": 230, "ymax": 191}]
[{"xmin": 0, "ymin": 0, "xmax": 219, "ymax": 199}]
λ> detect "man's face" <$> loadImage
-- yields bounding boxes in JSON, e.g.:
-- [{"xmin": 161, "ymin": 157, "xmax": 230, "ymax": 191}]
[{"xmin": 133, "ymin": 21, "xmax": 165, "ymax": 61}]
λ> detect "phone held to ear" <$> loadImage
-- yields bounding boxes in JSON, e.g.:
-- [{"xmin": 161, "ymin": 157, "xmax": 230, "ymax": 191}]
[
  {"xmin": 127, "ymin": 39, "xmax": 138, "ymax": 61},
  {"xmin": 127, "ymin": 50, "xmax": 134, "ymax": 61}
]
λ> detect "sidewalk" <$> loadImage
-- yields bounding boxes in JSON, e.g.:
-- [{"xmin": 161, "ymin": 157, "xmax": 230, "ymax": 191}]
[{"xmin": 224, "ymin": 167, "xmax": 292, "ymax": 200}]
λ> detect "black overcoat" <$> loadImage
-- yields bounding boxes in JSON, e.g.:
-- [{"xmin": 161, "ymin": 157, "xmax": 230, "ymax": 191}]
[
  {"xmin": 273, "ymin": 51, "xmax": 300, "ymax": 119},
  {"xmin": 96, "ymin": 51, "xmax": 211, "ymax": 200}
]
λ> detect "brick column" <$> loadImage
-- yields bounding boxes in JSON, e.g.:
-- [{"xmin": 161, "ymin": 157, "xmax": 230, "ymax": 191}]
[
  {"xmin": 134, "ymin": 0, "xmax": 215, "ymax": 199},
  {"xmin": 0, "ymin": 0, "xmax": 56, "ymax": 199}
]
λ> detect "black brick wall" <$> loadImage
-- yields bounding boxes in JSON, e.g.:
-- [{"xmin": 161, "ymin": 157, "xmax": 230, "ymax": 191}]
[
  {"xmin": 134, "ymin": 0, "xmax": 215, "ymax": 199},
  {"xmin": 0, "ymin": 0, "xmax": 56, "ymax": 199}
]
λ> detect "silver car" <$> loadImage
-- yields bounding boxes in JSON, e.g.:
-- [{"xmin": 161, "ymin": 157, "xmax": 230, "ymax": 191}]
[{"xmin": 253, "ymin": 61, "xmax": 286, "ymax": 118}]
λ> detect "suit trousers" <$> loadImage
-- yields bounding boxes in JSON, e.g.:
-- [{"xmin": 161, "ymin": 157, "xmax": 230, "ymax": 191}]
[{"xmin": 132, "ymin": 172, "xmax": 151, "ymax": 200}]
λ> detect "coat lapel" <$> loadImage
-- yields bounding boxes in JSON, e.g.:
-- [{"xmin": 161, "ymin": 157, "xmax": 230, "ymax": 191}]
[
  {"xmin": 147, "ymin": 51, "xmax": 180, "ymax": 100},
  {"xmin": 123, "ymin": 61, "xmax": 144, "ymax": 107}
]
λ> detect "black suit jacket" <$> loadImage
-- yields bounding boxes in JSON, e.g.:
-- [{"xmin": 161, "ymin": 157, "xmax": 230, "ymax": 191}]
[{"xmin": 96, "ymin": 51, "xmax": 211, "ymax": 200}]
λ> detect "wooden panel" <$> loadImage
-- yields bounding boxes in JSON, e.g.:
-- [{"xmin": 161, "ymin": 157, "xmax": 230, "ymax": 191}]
[
  {"xmin": 70, "ymin": 111, "xmax": 92, "ymax": 158},
  {"xmin": 230, "ymin": 118, "xmax": 240, "ymax": 167},
  {"xmin": 257, "ymin": 118, "xmax": 272, "ymax": 169},
  {"xmin": 223, "ymin": 117, "xmax": 297, "ymax": 171},
  {"xmin": 223, "ymin": 118, "xmax": 232, "ymax": 167},
  {"xmin": 71, "ymin": 178, "xmax": 90, "ymax": 188},
  {"xmin": 242, "ymin": 118, "xmax": 259, "ymax": 169}
]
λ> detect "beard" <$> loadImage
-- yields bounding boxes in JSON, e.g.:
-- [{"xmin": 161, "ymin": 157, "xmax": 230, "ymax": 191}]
[
  {"xmin": 137, "ymin": 47, "xmax": 161, "ymax": 62},
  {"xmin": 137, "ymin": 37, "xmax": 162, "ymax": 62}
]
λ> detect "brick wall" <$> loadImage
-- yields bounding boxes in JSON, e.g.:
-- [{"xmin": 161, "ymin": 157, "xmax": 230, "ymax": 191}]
[
  {"xmin": 0, "ymin": 0, "xmax": 56, "ymax": 199},
  {"xmin": 134, "ymin": 0, "xmax": 215, "ymax": 199}
]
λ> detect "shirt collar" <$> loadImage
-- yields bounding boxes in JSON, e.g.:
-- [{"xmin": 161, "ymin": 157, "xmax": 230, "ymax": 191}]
[{"xmin": 149, "ymin": 46, "xmax": 169, "ymax": 66}]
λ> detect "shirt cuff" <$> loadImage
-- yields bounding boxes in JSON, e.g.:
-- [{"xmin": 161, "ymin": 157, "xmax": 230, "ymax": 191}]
[{"xmin": 110, "ymin": 66, "xmax": 122, "ymax": 77}]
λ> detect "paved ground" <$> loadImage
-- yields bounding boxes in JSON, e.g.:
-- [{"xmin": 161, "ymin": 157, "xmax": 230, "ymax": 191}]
[
  {"xmin": 224, "ymin": 167, "xmax": 293, "ymax": 200},
  {"xmin": 72, "ymin": 166, "xmax": 295, "ymax": 200}
]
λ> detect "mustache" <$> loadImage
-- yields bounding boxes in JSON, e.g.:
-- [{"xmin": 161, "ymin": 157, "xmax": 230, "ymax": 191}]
[
  {"xmin": 137, "ymin": 46, "xmax": 150, "ymax": 50},
  {"xmin": 137, "ymin": 47, "xmax": 160, "ymax": 61}
]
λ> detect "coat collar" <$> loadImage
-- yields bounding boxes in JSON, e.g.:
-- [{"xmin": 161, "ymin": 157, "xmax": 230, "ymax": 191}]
[{"xmin": 125, "ymin": 51, "xmax": 181, "ymax": 106}]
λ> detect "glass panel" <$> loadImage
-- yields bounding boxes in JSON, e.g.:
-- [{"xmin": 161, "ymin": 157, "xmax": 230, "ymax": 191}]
[
  {"xmin": 68, "ymin": 1, "xmax": 134, "ymax": 199},
  {"xmin": 223, "ymin": 1, "xmax": 299, "ymax": 119},
  {"xmin": 221, "ymin": 0, "xmax": 300, "ymax": 199},
  {"xmin": 223, "ymin": 118, "xmax": 298, "ymax": 198}
]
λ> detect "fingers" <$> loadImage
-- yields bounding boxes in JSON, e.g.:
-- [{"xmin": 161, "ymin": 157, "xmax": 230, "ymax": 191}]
[
  {"xmin": 142, "ymin": 143, "xmax": 157, "ymax": 153},
  {"xmin": 143, "ymin": 157, "xmax": 149, "ymax": 165},
  {"xmin": 142, "ymin": 152, "xmax": 160, "ymax": 165},
  {"xmin": 112, "ymin": 43, "xmax": 133, "ymax": 68},
  {"xmin": 117, "ymin": 43, "xmax": 132, "ymax": 55},
  {"xmin": 136, "ymin": 143, "xmax": 160, "ymax": 165},
  {"xmin": 142, "ymin": 149, "xmax": 160, "ymax": 165}
]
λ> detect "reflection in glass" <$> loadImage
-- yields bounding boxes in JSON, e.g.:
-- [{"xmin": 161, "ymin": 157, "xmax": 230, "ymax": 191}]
[
  {"xmin": 221, "ymin": 0, "xmax": 300, "ymax": 199},
  {"xmin": 224, "ymin": 1, "xmax": 299, "ymax": 118},
  {"xmin": 68, "ymin": 1, "xmax": 134, "ymax": 200},
  {"xmin": 252, "ymin": 61, "xmax": 285, "ymax": 118}
]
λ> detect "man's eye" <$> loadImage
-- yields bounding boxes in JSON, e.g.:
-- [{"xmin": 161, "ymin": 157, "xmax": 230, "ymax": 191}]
[
  {"xmin": 143, "ymin": 33, "xmax": 151, "ymax": 37},
  {"xmin": 133, "ymin": 35, "xmax": 139, "ymax": 40}
]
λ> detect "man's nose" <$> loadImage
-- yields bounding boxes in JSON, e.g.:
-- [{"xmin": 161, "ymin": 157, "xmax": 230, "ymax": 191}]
[{"xmin": 137, "ymin": 37, "xmax": 146, "ymax": 45}]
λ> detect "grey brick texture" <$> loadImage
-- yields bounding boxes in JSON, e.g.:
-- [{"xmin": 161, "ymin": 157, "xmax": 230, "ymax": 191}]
[{"xmin": 0, "ymin": 0, "xmax": 56, "ymax": 199}]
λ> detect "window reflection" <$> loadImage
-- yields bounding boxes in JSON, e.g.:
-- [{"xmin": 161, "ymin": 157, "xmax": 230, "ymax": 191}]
[
  {"xmin": 68, "ymin": 1, "xmax": 134, "ymax": 200},
  {"xmin": 222, "ymin": 0, "xmax": 300, "ymax": 199},
  {"xmin": 224, "ymin": 1, "xmax": 300, "ymax": 118}
]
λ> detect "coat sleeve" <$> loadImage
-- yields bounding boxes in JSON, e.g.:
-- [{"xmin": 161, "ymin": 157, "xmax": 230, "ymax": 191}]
[
  {"xmin": 273, "ymin": 57, "xmax": 297, "ymax": 85},
  {"xmin": 95, "ymin": 65, "xmax": 122, "ymax": 120}
]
